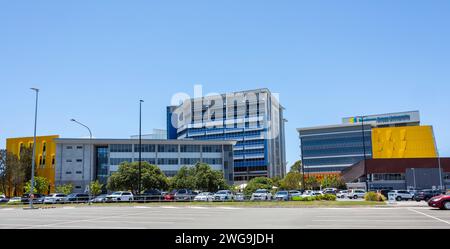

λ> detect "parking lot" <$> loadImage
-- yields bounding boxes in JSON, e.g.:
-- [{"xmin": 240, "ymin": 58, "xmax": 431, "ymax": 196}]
[{"xmin": 0, "ymin": 205, "xmax": 449, "ymax": 229}]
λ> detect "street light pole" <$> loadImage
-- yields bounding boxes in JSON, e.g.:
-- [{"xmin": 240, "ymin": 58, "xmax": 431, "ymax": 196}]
[
  {"xmin": 70, "ymin": 119, "xmax": 93, "ymax": 201},
  {"xmin": 30, "ymin": 88, "xmax": 39, "ymax": 209},
  {"xmin": 360, "ymin": 115, "xmax": 369, "ymax": 191},
  {"xmin": 138, "ymin": 100, "xmax": 144, "ymax": 194}
]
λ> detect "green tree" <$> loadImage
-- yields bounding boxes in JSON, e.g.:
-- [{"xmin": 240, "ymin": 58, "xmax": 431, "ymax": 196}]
[
  {"xmin": 280, "ymin": 172, "xmax": 303, "ymax": 190},
  {"xmin": 171, "ymin": 166, "xmax": 196, "ymax": 190},
  {"xmin": 0, "ymin": 149, "xmax": 7, "ymax": 195},
  {"xmin": 170, "ymin": 163, "xmax": 228, "ymax": 192},
  {"xmin": 24, "ymin": 176, "xmax": 50, "ymax": 195},
  {"xmin": 89, "ymin": 180, "xmax": 104, "ymax": 197},
  {"xmin": 320, "ymin": 175, "xmax": 346, "ymax": 189},
  {"xmin": 244, "ymin": 177, "xmax": 273, "ymax": 196},
  {"xmin": 289, "ymin": 160, "xmax": 302, "ymax": 173},
  {"xmin": 107, "ymin": 161, "xmax": 168, "ymax": 194},
  {"xmin": 271, "ymin": 176, "xmax": 283, "ymax": 188},
  {"xmin": 305, "ymin": 176, "xmax": 320, "ymax": 190},
  {"xmin": 56, "ymin": 183, "xmax": 74, "ymax": 195}
]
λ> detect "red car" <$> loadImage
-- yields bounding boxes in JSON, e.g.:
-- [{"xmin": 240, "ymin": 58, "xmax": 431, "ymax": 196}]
[
  {"xmin": 428, "ymin": 194, "xmax": 450, "ymax": 210},
  {"xmin": 164, "ymin": 190, "xmax": 177, "ymax": 201}
]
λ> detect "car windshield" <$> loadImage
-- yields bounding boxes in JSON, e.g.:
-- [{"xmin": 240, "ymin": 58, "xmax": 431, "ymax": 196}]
[
  {"xmin": 216, "ymin": 191, "xmax": 227, "ymax": 194},
  {"xmin": 111, "ymin": 192, "xmax": 122, "ymax": 195},
  {"xmin": 277, "ymin": 191, "xmax": 288, "ymax": 195},
  {"xmin": 199, "ymin": 192, "xmax": 210, "ymax": 196},
  {"xmin": 256, "ymin": 190, "xmax": 267, "ymax": 193}
]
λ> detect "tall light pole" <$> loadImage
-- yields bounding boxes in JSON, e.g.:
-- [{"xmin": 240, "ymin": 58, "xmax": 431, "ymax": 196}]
[
  {"xmin": 30, "ymin": 88, "xmax": 39, "ymax": 209},
  {"xmin": 138, "ymin": 100, "xmax": 144, "ymax": 194},
  {"xmin": 359, "ymin": 115, "xmax": 369, "ymax": 191},
  {"xmin": 70, "ymin": 119, "xmax": 93, "ymax": 200}
]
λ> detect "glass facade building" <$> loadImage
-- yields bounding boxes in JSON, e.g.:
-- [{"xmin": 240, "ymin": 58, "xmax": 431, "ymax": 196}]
[
  {"xmin": 167, "ymin": 88, "xmax": 287, "ymax": 182},
  {"xmin": 299, "ymin": 124, "xmax": 373, "ymax": 175}
]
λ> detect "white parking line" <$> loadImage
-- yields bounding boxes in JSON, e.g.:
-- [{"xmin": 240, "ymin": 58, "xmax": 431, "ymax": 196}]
[
  {"xmin": 134, "ymin": 206, "xmax": 152, "ymax": 209},
  {"xmin": 408, "ymin": 208, "xmax": 450, "ymax": 226},
  {"xmin": 159, "ymin": 206, "xmax": 179, "ymax": 209},
  {"xmin": 0, "ymin": 208, "xmax": 14, "ymax": 211},
  {"xmin": 217, "ymin": 207, "xmax": 242, "ymax": 210}
]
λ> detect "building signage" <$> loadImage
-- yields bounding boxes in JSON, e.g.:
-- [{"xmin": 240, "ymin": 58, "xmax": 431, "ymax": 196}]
[{"xmin": 342, "ymin": 111, "xmax": 420, "ymax": 126}]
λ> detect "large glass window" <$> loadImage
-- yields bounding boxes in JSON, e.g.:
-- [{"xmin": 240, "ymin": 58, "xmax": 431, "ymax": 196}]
[
  {"xmin": 202, "ymin": 158, "xmax": 223, "ymax": 165},
  {"xmin": 202, "ymin": 145, "xmax": 222, "ymax": 153},
  {"xmin": 180, "ymin": 158, "xmax": 201, "ymax": 165},
  {"xmin": 157, "ymin": 158, "xmax": 179, "ymax": 165},
  {"xmin": 110, "ymin": 158, "xmax": 132, "ymax": 165},
  {"xmin": 110, "ymin": 144, "xmax": 132, "ymax": 152},
  {"xmin": 96, "ymin": 147, "xmax": 109, "ymax": 185},
  {"xmin": 180, "ymin": 145, "xmax": 200, "ymax": 152},
  {"xmin": 134, "ymin": 144, "xmax": 156, "ymax": 153},
  {"xmin": 372, "ymin": 173, "xmax": 405, "ymax": 181},
  {"xmin": 158, "ymin": 144, "xmax": 178, "ymax": 153}
]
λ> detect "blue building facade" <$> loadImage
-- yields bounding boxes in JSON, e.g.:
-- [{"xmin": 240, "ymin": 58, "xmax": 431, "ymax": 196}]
[
  {"xmin": 167, "ymin": 88, "xmax": 286, "ymax": 183},
  {"xmin": 298, "ymin": 124, "xmax": 373, "ymax": 175}
]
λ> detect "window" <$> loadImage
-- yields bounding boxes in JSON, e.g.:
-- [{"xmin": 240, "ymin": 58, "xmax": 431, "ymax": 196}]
[
  {"xmin": 180, "ymin": 145, "xmax": 200, "ymax": 152},
  {"xmin": 372, "ymin": 173, "xmax": 405, "ymax": 181},
  {"xmin": 77, "ymin": 146, "xmax": 83, "ymax": 149},
  {"xmin": 76, "ymin": 159, "xmax": 83, "ymax": 162},
  {"xmin": 157, "ymin": 158, "xmax": 179, "ymax": 165},
  {"xmin": 75, "ymin": 186, "xmax": 81, "ymax": 189},
  {"xmin": 76, "ymin": 171, "xmax": 82, "ymax": 174},
  {"xmin": 202, "ymin": 158, "xmax": 223, "ymax": 165},
  {"xmin": 51, "ymin": 155, "xmax": 55, "ymax": 166},
  {"xmin": 110, "ymin": 158, "xmax": 132, "ymax": 165},
  {"xmin": 66, "ymin": 146, "xmax": 73, "ymax": 149},
  {"xmin": 180, "ymin": 158, "xmax": 200, "ymax": 165},
  {"xmin": 134, "ymin": 144, "xmax": 156, "ymax": 153},
  {"xmin": 66, "ymin": 159, "xmax": 72, "ymax": 163},
  {"xmin": 202, "ymin": 145, "xmax": 222, "ymax": 153},
  {"xmin": 158, "ymin": 144, "xmax": 178, "ymax": 153},
  {"xmin": 110, "ymin": 144, "xmax": 132, "ymax": 152},
  {"xmin": 66, "ymin": 171, "xmax": 72, "ymax": 174}
]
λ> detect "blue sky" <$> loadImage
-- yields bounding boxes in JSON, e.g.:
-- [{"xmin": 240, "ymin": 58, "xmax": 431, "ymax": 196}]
[{"xmin": 1, "ymin": 1, "xmax": 449, "ymax": 170}]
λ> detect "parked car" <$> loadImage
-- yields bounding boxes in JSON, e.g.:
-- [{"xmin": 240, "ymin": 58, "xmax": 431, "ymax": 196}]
[
  {"xmin": 348, "ymin": 189, "xmax": 366, "ymax": 199},
  {"xmin": 138, "ymin": 189, "xmax": 164, "ymax": 202},
  {"xmin": 174, "ymin": 189, "xmax": 197, "ymax": 201},
  {"xmin": 322, "ymin": 188, "xmax": 338, "ymax": 195},
  {"xmin": 234, "ymin": 193, "xmax": 245, "ymax": 201},
  {"xmin": 106, "ymin": 191, "xmax": 134, "ymax": 202},
  {"xmin": 301, "ymin": 190, "xmax": 323, "ymax": 198},
  {"xmin": 379, "ymin": 189, "xmax": 393, "ymax": 199},
  {"xmin": 91, "ymin": 194, "xmax": 108, "ymax": 203},
  {"xmin": 8, "ymin": 197, "xmax": 22, "ymax": 204},
  {"xmin": 213, "ymin": 190, "xmax": 234, "ymax": 201},
  {"xmin": 194, "ymin": 192, "xmax": 214, "ymax": 202},
  {"xmin": 44, "ymin": 193, "xmax": 67, "ymax": 204},
  {"xmin": 288, "ymin": 190, "xmax": 302, "ymax": 200},
  {"xmin": 20, "ymin": 193, "xmax": 45, "ymax": 204},
  {"xmin": 428, "ymin": 194, "xmax": 450, "ymax": 210},
  {"xmin": 251, "ymin": 189, "xmax": 272, "ymax": 201},
  {"xmin": 337, "ymin": 190, "xmax": 349, "ymax": 199},
  {"xmin": 274, "ymin": 191, "xmax": 290, "ymax": 201},
  {"xmin": 65, "ymin": 193, "xmax": 90, "ymax": 203},
  {"xmin": 388, "ymin": 190, "xmax": 414, "ymax": 201},
  {"xmin": 414, "ymin": 189, "xmax": 445, "ymax": 202},
  {"xmin": 164, "ymin": 190, "xmax": 178, "ymax": 201},
  {"xmin": 0, "ymin": 194, "xmax": 9, "ymax": 203}
]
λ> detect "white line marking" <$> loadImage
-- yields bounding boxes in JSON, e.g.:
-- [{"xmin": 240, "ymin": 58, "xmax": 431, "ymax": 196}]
[
  {"xmin": 217, "ymin": 207, "xmax": 242, "ymax": 210},
  {"xmin": 0, "ymin": 208, "xmax": 14, "ymax": 211},
  {"xmin": 134, "ymin": 206, "xmax": 151, "ymax": 209},
  {"xmin": 408, "ymin": 208, "xmax": 450, "ymax": 226},
  {"xmin": 159, "ymin": 206, "xmax": 179, "ymax": 209}
]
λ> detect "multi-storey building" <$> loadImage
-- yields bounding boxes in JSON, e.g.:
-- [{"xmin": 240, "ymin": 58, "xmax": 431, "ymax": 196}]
[
  {"xmin": 55, "ymin": 138, "xmax": 235, "ymax": 192},
  {"xmin": 167, "ymin": 88, "xmax": 287, "ymax": 183},
  {"xmin": 297, "ymin": 111, "xmax": 438, "ymax": 177}
]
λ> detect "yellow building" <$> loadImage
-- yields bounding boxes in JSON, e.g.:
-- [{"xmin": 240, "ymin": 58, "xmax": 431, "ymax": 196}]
[
  {"xmin": 6, "ymin": 135, "xmax": 59, "ymax": 194},
  {"xmin": 372, "ymin": 126, "xmax": 437, "ymax": 158}
]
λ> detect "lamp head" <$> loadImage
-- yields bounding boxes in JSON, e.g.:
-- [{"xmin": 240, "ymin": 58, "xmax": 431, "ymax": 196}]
[{"xmin": 30, "ymin": 88, "xmax": 39, "ymax": 92}]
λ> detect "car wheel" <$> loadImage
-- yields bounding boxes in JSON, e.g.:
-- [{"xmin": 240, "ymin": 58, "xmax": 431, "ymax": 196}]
[
  {"xmin": 396, "ymin": 196, "xmax": 402, "ymax": 201},
  {"xmin": 444, "ymin": 201, "xmax": 450, "ymax": 210},
  {"xmin": 353, "ymin": 195, "xmax": 358, "ymax": 199}
]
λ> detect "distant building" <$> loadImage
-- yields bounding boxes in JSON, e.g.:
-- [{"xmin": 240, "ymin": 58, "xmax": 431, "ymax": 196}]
[
  {"xmin": 55, "ymin": 138, "xmax": 236, "ymax": 192},
  {"xmin": 167, "ymin": 88, "xmax": 287, "ymax": 183},
  {"xmin": 130, "ymin": 129, "xmax": 167, "ymax": 140}
]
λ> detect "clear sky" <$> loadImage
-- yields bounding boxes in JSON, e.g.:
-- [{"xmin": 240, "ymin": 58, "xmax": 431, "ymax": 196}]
[{"xmin": 1, "ymin": 1, "xmax": 449, "ymax": 170}]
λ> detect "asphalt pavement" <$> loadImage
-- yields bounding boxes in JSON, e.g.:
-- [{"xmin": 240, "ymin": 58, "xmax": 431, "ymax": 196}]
[{"xmin": 0, "ymin": 205, "xmax": 449, "ymax": 229}]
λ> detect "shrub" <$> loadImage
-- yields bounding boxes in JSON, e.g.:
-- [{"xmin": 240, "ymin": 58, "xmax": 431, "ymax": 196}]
[
  {"xmin": 318, "ymin": 194, "xmax": 337, "ymax": 201},
  {"xmin": 364, "ymin": 192, "xmax": 386, "ymax": 202}
]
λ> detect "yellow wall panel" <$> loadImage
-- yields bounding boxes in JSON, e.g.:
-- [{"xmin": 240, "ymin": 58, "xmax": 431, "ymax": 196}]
[
  {"xmin": 372, "ymin": 126, "xmax": 437, "ymax": 159},
  {"xmin": 6, "ymin": 135, "xmax": 59, "ymax": 194}
]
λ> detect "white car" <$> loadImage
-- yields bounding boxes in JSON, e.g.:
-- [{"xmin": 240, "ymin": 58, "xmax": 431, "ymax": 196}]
[
  {"xmin": 194, "ymin": 192, "xmax": 214, "ymax": 202},
  {"xmin": 301, "ymin": 190, "xmax": 322, "ymax": 197},
  {"xmin": 251, "ymin": 189, "xmax": 272, "ymax": 201},
  {"xmin": 7, "ymin": 197, "xmax": 22, "ymax": 204},
  {"xmin": 348, "ymin": 189, "xmax": 366, "ymax": 199},
  {"xmin": 213, "ymin": 190, "xmax": 234, "ymax": 201},
  {"xmin": 44, "ymin": 193, "xmax": 67, "ymax": 204},
  {"xmin": 337, "ymin": 190, "xmax": 349, "ymax": 199},
  {"xmin": 389, "ymin": 190, "xmax": 414, "ymax": 201},
  {"xmin": 106, "ymin": 191, "xmax": 134, "ymax": 202}
]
